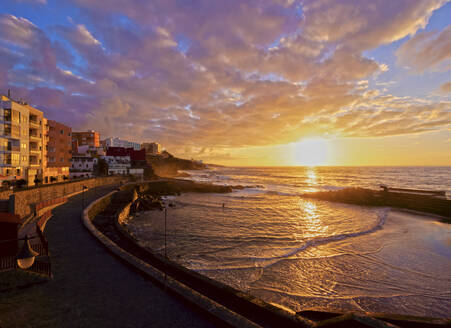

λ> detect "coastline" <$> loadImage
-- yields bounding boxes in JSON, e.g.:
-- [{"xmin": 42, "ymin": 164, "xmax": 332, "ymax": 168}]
[{"xmin": 84, "ymin": 179, "xmax": 450, "ymax": 326}]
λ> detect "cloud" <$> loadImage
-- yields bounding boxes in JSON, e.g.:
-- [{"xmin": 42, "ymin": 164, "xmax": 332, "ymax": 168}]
[
  {"xmin": 397, "ymin": 25, "xmax": 451, "ymax": 72},
  {"xmin": 13, "ymin": 0, "xmax": 46, "ymax": 4},
  {"xmin": 0, "ymin": 0, "xmax": 450, "ymax": 159},
  {"xmin": 0, "ymin": 14, "xmax": 38, "ymax": 48},
  {"xmin": 439, "ymin": 82, "xmax": 451, "ymax": 94}
]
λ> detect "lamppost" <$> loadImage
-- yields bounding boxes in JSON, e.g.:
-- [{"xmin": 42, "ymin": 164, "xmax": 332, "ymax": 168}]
[
  {"xmin": 164, "ymin": 207, "xmax": 167, "ymax": 259},
  {"xmin": 0, "ymin": 235, "xmax": 39, "ymax": 269},
  {"xmin": 16, "ymin": 235, "xmax": 39, "ymax": 269},
  {"xmin": 82, "ymin": 185, "xmax": 88, "ymax": 210}
]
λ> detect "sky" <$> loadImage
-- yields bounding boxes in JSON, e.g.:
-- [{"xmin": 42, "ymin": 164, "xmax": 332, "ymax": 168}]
[{"xmin": 0, "ymin": 0, "xmax": 450, "ymax": 166}]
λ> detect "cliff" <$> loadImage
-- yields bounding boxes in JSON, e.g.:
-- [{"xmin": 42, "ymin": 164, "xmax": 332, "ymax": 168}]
[{"xmin": 146, "ymin": 151, "xmax": 206, "ymax": 177}]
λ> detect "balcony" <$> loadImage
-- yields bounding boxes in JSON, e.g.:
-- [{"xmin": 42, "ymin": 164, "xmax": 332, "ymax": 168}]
[
  {"xmin": 29, "ymin": 156, "xmax": 40, "ymax": 166},
  {"xmin": 29, "ymin": 131, "xmax": 41, "ymax": 140},
  {"xmin": 29, "ymin": 120, "xmax": 40, "ymax": 128},
  {"xmin": 6, "ymin": 145, "xmax": 20, "ymax": 152},
  {"xmin": 29, "ymin": 115, "xmax": 39, "ymax": 124}
]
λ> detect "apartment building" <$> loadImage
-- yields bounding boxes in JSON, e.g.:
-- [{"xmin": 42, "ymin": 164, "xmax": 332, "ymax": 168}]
[
  {"xmin": 72, "ymin": 130, "xmax": 100, "ymax": 148},
  {"xmin": 43, "ymin": 119, "xmax": 71, "ymax": 183},
  {"xmin": 70, "ymin": 155, "xmax": 97, "ymax": 179},
  {"xmin": 104, "ymin": 137, "xmax": 141, "ymax": 150},
  {"xmin": 27, "ymin": 105, "xmax": 45, "ymax": 185},
  {"xmin": 0, "ymin": 94, "xmax": 45, "ymax": 186}
]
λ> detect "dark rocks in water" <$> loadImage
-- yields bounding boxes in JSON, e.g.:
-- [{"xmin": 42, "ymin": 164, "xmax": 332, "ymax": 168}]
[
  {"xmin": 136, "ymin": 198, "xmax": 163, "ymax": 211},
  {"xmin": 302, "ymin": 187, "xmax": 451, "ymax": 221},
  {"xmin": 139, "ymin": 179, "xmax": 233, "ymax": 195},
  {"xmin": 232, "ymin": 184, "xmax": 265, "ymax": 190},
  {"xmin": 129, "ymin": 179, "xmax": 237, "ymax": 214}
]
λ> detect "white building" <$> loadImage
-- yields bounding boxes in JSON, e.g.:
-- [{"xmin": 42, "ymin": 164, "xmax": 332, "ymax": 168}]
[
  {"xmin": 104, "ymin": 137, "xmax": 140, "ymax": 150},
  {"xmin": 70, "ymin": 156, "xmax": 97, "ymax": 178},
  {"xmin": 101, "ymin": 155, "xmax": 131, "ymax": 175},
  {"xmin": 76, "ymin": 145, "xmax": 105, "ymax": 157}
]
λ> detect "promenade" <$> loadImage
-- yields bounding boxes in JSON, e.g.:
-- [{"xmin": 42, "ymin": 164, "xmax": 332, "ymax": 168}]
[{"xmin": 0, "ymin": 186, "xmax": 214, "ymax": 328}]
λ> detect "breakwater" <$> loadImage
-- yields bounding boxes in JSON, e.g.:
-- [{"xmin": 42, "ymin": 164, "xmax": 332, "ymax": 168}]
[{"xmin": 301, "ymin": 187, "xmax": 451, "ymax": 221}]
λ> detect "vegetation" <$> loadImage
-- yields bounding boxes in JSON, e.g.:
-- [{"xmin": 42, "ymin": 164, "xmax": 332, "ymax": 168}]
[
  {"xmin": 94, "ymin": 158, "xmax": 109, "ymax": 176},
  {"xmin": 15, "ymin": 179, "xmax": 27, "ymax": 188},
  {"xmin": 146, "ymin": 151, "xmax": 205, "ymax": 177}
]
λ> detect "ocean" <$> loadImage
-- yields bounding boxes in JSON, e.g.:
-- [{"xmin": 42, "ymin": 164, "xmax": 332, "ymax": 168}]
[{"xmin": 127, "ymin": 166, "xmax": 451, "ymax": 318}]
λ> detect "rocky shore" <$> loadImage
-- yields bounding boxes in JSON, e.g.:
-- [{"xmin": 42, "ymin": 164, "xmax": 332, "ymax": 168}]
[
  {"xmin": 301, "ymin": 187, "xmax": 451, "ymax": 222},
  {"xmin": 88, "ymin": 180, "xmax": 451, "ymax": 328}
]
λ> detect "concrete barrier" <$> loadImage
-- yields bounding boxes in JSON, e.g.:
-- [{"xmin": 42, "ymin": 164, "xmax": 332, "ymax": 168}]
[
  {"xmin": 10, "ymin": 176, "xmax": 122, "ymax": 219},
  {"xmin": 82, "ymin": 191, "xmax": 263, "ymax": 328}
]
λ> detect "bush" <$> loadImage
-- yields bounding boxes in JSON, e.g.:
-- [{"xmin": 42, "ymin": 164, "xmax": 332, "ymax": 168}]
[{"xmin": 15, "ymin": 179, "xmax": 27, "ymax": 188}]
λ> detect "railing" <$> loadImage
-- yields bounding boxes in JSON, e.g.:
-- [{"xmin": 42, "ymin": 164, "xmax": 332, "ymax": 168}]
[
  {"xmin": 30, "ymin": 241, "xmax": 48, "ymax": 256},
  {"xmin": 28, "ymin": 260, "xmax": 52, "ymax": 277},
  {"xmin": 0, "ymin": 255, "xmax": 16, "ymax": 272},
  {"xmin": 0, "ymin": 255, "xmax": 52, "ymax": 276},
  {"xmin": 36, "ymin": 197, "xmax": 67, "ymax": 212}
]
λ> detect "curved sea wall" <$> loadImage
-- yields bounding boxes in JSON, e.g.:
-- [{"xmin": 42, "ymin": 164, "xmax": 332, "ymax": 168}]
[
  {"xmin": 83, "ymin": 183, "xmax": 312, "ymax": 328},
  {"xmin": 83, "ymin": 182, "xmax": 451, "ymax": 328}
]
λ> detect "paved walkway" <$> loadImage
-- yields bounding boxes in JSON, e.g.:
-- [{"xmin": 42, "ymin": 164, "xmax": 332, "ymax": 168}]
[{"xmin": 0, "ymin": 186, "xmax": 215, "ymax": 328}]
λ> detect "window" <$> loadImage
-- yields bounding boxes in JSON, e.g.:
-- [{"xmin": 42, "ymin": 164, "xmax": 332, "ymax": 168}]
[
  {"xmin": 60, "ymin": 129, "xmax": 64, "ymax": 135},
  {"xmin": 60, "ymin": 158, "xmax": 64, "ymax": 162}
]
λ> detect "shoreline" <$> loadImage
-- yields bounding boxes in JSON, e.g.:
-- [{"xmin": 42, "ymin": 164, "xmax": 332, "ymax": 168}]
[{"xmin": 84, "ymin": 179, "xmax": 450, "ymax": 326}]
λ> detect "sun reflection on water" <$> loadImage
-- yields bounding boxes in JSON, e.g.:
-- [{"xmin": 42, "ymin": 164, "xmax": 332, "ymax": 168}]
[
  {"xmin": 305, "ymin": 166, "xmax": 319, "ymax": 192},
  {"xmin": 299, "ymin": 199, "xmax": 329, "ymax": 238}
]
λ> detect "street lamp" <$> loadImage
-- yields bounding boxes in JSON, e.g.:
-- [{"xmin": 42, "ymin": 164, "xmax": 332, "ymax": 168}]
[
  {"xmin": 164, "ymin": 207, "xmax": 167, "ymax": 259},
  {"xmin": 82, "ymin": 185, "xmax": 88, "ymax": 209},
  {"xmin": 16, "ymin": 235, "xmax": 39, "ymax": 269}
]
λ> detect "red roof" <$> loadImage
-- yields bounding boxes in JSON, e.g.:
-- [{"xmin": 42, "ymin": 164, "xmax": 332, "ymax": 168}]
[{"xmin": 106, "ymin": 147, "xmax": 146, "ymax": 161}]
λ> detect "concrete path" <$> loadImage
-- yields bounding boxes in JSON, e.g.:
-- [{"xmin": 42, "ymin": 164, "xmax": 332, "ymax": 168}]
[{"xmin": 0, "ymin": 186, "xmax": 215, "ymax": 328}]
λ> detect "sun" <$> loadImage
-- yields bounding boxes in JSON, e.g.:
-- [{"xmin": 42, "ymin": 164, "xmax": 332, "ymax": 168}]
[{"xmin": 292, "ymin": 137, "xmax": 329, "ymax": 166}]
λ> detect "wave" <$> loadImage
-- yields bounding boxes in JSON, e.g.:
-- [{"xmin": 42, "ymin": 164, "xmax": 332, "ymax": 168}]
[
  {"xmin": 256, "ymin": 209, "xmax": 388, "ymax": 266},
  {"xmin": 191, "ymin": 209, "xmax": 389, "ymax": 271}
]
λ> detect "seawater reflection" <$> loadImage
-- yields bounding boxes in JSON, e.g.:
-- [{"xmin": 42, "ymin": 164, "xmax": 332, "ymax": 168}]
[{"xmin": 127, "ymin": 166, "xmax": 451, "ymax": 318}]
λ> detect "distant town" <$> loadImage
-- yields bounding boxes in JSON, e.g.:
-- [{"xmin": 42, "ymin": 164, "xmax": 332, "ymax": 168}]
[{"xmin": 0, "ymin": 90, "xmax": 173, "ymax": 187}]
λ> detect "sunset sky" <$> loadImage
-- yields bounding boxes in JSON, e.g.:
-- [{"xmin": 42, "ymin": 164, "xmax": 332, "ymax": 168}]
[{"xmin": 0, "ymin": 0, "xmax": 450, "ymax": 166}]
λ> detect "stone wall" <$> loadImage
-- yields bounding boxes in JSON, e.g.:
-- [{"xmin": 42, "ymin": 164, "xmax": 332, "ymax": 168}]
[
  {"xmin": 10, "ymin": 176, "xmax": 123, "ymax": 219},
  {"xmin": 0, "ymin": 190, "xmax": 13, "ymax": 200}
]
